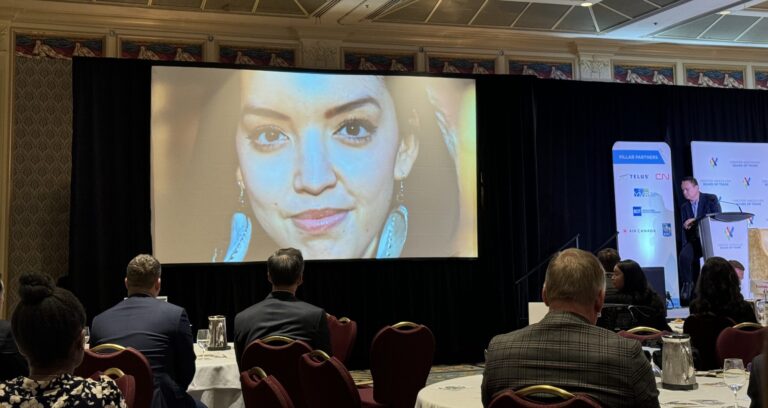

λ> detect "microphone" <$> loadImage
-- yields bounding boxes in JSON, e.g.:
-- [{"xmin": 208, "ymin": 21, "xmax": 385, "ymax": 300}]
[{"xmin": 718, "ymin": 199, "xmax": 743, "ymax": 213}]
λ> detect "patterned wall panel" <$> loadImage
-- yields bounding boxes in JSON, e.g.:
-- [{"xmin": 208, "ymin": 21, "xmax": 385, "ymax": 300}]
[
  {"xmin": 427, "ymin": 54, "xmax": 495, "ymax": 74},
  {"xmin": 120, "ymin": 38, "xmax": 203, "ymax": 61},
  {"xmin": 613, "ymin": 63, "xmax": 674, "ymax": 85},
  {"xmin": 219, "ymin": 45, "xmax": 296, "ymax": 67},
  {"xmin": 754, "ymin": 68, "xmax": 768, "ymax": 90},
  {"xmin": 15, "ymin": 34, "xmax": 104, "ymax": 59},
  {"xmin": 508, "ymin": 59, "xmax": 573, "ymax": 79},
  {"xmin": 7, "ymin": 58, "xmax": 73, "ymax": 309},
  {"xmin": 343, "ymin": 49, "xmax": 416, "ymax": 72},
  {"xmin": 685, "ymin": 65, "xmax": 745, "ymax": 88}
]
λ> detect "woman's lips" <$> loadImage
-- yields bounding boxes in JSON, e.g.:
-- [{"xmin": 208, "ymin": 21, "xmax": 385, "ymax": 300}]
[{"xmin": 291, "ymin": 209, "xmax": 348, "ymax": 233}]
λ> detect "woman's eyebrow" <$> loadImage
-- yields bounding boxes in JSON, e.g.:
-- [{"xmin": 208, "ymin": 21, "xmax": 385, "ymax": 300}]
[
  {"xmin": 242, "ymin": 105, "xmax": 289, "ymax": 121},
  {"xmin": 324, "ymin": 97, "xmax": 381, "ymax": 119}
]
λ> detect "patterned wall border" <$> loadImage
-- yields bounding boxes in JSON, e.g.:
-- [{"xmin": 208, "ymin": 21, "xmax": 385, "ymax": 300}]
[
  {"xmin": 14, "ymin": 31, "xmax": 105, "ymax": 60},
  {"xmin": 426, "ymin": 53, "xmax": 496, "ymax": 75},
  {"xmin": 118, "ymin": 36, "xmax": 204, "ymax": 61},
  {"xmin": 507, "ymin": 58, "xmax": 574, "ymax": 80},
  {"xmin": 684, "ymin": 64, "xmax": 746, "ymax": 89},
  {"xmin": 342, "ymin": 48, "xmax": 418, "ymax": 72},
  {"xmin": 754, "ymin": 67, "xmax": 768, "ymax": 90},
  {"xmin": 218, "ymin": 43, "xmax": 298, "ymax": 67},
  {"xmin": 612, "ymin": 61, "xmax": 675, "ymax": 85}
]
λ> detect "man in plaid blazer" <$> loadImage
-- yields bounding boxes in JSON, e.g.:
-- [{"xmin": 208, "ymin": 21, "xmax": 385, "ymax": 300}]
[{"xmin": 482, "ymin": 248, "xmax": 660, "ymax": 407}]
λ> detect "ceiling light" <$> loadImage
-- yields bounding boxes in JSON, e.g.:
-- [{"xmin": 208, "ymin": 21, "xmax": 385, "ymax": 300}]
[
  {"xmin": 581, "ymin": 2, "xmax": 594, "ymax": 6},
  {"xmin": 717, "ymin": 10, "xmax": 731, "ymax": 15}
]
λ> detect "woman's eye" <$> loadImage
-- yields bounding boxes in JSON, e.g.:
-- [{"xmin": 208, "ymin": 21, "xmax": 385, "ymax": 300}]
[
  {"xmin": 247, "ymin": 126, "xmax": 289, "ymax": 150},
  {"xmin": 334, "ymin": 119, "xmax": 377, "ymax": 144}
]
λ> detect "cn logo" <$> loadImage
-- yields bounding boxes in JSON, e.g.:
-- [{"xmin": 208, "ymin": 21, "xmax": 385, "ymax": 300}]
[{"xmin": 655, "ymin": 173, "xmax": 671, "ymax": 180}]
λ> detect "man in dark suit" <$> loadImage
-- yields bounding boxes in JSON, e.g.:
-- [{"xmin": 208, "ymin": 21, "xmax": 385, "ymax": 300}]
[
  {"xmin": 749, "ymin": 353, "xmax": 764, "ymax": 408},
  {"xmin": 234, "ymin": 248, "xmax": 330, "ymax": 369},
  {"xmin": 678, "ymin": 176, "xmax": 721, "ymax": 304},
  {"xmin": 482, "ymin": 249, "xmax": 659, "ymax": 407},
  {"xmin": 0, "ymin": 274, "xmax": 28, "ymax": 381},
  {"xmin": 90, "ymin": 254, "xmax": 203, "ymax": 408}
]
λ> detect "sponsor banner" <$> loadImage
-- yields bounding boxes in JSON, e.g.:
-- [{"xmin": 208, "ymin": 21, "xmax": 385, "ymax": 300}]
[
  {"xmin": 613, "ymin": 142, "xmax": 679, "ymax": 306},
  {"xmin": 692, "ymin": 141, "xmax": 767, "ymax": 298}
]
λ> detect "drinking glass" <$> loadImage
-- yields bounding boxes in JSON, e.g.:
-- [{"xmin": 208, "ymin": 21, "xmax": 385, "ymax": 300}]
[
  {"xmin": 723, "ymin": 358, "xmax": 746, "ymax": 408},
  {"xmin": 196, "ymin": 329, "xmax": 210, "ymax": 359},
  {"xmin": 83, "ymin": 326, "xmax": 90, "ymax": 348}
]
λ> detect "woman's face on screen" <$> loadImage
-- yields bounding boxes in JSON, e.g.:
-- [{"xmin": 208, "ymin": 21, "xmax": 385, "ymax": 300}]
[{"xmin": 236, "ymin": 71, "xmax": 406, "ymax": 259}]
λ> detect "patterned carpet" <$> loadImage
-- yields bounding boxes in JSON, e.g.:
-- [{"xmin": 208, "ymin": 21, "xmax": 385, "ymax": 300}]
[{"xmin": 350, "ymin": 363, "xmax": 484, "ymax": 386}]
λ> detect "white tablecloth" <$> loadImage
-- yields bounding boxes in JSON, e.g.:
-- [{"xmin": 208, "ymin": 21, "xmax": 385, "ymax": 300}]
[
  {"xmin": 188, "ymin": 344, "xmax": 244, "ymax": 408},
  {"xmin": 415, "ymin": 374, "xmax": 751, "ymax": 408}
]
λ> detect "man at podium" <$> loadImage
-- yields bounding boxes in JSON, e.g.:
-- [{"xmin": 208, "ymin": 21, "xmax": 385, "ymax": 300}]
[{"xmin": 678, "ymin": 176, "xmax": 721, "ymax": 304}]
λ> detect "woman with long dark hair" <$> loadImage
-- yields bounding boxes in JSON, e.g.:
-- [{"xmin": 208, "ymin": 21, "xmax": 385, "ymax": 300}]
[
  {"xmin": 607, "ymin": 259, "xmax": 670, "ymax": 331},
  {"xmin": 689, "ymin": 256, "xmax": 756, "ymax": 323}
]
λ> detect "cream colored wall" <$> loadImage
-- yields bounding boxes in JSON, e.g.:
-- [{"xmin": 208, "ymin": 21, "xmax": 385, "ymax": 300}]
[{"xmin": 2, "ymin": 0, "xmax": 768, "ymax": 317}]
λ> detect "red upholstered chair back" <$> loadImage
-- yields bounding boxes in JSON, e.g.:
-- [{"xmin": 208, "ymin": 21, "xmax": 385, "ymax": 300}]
[
  {"xmin": 327, "ymin": 314, "xmax": 358, "ymax": 365},
  {"xmin": 716, "ymin": 326, "xmax": 768, "ymax": 367},
  {"xmin": 240, "ymin": 367, "xmax": 295, "ymax": 408},
  {"xmin": 74, "ymin": 345, "xmax": 153, "ymax": 408},
  {"xmin": 369, "ymin": 322, "xmax": 435, "ymax": 408},
  {"xmin": 241, "ymin": 336, "xmax": 312, "ymax": 408},
  {"xmin": 488, "ymin": 388, "xmax": 602, "ymax": 408},
  {"xmin": 90, "ymin": 368, "xmax": 137, "ymax": 408},
  {"xmin": 298, "ymin": 351, "xmax": 361, "ymax": 408},
  {"xmin": 683, "ymin": 314, "xmax": 735, "ymax": 371},
  {"xmin": 617, "ymin": 327, "xmax": 666, "ymax": 345}
]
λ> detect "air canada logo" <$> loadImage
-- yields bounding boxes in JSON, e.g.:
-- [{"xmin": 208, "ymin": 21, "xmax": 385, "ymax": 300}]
[
  {"xmin": 725, "ymin": 226, "xmax": 735, "ymax": 239},
  {"xmin": 633, "ymin": 188, "xmax": 651, "ymax": 197},
  {"xmin": 743, "ymin": 177, "xmax": 751, "ymax": 187},
  {"xmin": 709, "ymin": 157, "xmax": 718, "ymax": 167}
]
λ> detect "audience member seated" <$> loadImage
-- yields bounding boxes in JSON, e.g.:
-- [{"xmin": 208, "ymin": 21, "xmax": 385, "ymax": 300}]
[
  {"xmin": 684, "ymin": 257, "xmax": 756, "ymax": 370},
  {"xmin": 90, "ymin": 254, "xmax": 203, "ymax": 408},
  {"xmin": 234, "ymin": 248, "xmax": 331, "ymax": 368},
  {"xmin": 482, "ymin": 248, "xmax": 660, "ymax": 408},
  {"xmin": 690, "ymin": 257, "xmax": 757, "ymax": 324},
  {"xmin": 0, "ymin": 273, "xmax": 125, "ymax": 407},
  {"xmin": 605, "ymin": 259, "xmax": 671, "ymax": 332},
  {"xmin": 597, "ymin": 248, "xmax": 620, "ymax": 299},
  {"xmin": 0, "ymin": 273, "xmax": 28, "ymax": 381},
  {"xmin": 748, "ymin": 352, "xmax": 764, "ymax": 408}
]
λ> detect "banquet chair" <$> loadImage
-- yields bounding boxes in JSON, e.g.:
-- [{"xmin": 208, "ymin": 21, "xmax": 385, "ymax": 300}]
[
  {"xmin": 327, "ymin": 314, "xmax": 358, "ymax": 365},
  {"xmin": 241, "ymin": 336, "xmax": 312, "ymax": 408},
  {"xmin": 716, "ymin": 326, "xmax": 767, "ymax": 368},
  {"xmin": 240, "ymin": 367, "xmax": 295, "ymax": 408},
  {"xmin": 74, "ymin": 344, "xmax": 154, "ymax": 408},
  {"xmin": 733, "ymin": 322, "xmax": 764, "ymax": 331},
  {"xmin": 90, "ymin": 368, "xmax": 136, "ymax": 408},
  {"xmin": 358, "ymin": 321, "xmax": 435, "ymax": 408},
  {"xmin": 298, "ymin": 350, "xmax": 361, "ymax": 408},
  {"xmin": 617, "ymin": 326, "xmax": 665, "ymax": 344},
  {"xmin": 488, "ymin": 386, "xmax": 602, "ymax": 408}
]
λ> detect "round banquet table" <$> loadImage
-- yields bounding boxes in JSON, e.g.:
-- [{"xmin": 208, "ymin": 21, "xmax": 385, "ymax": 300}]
[
  {"xmin": 187, "ymin": 344, "xmax": 244, "ymax": 408},
  {"xmin": 415, "ymin": 374, "xmax": 751, "ymax": 408}
]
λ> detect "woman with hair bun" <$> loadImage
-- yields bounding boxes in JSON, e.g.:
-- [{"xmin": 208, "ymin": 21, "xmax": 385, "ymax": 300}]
[{"xmin": 0, "ymin": 273, "xmax": 126, "ymax": 407}]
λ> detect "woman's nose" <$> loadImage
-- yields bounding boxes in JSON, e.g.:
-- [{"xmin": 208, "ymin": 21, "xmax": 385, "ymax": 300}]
[{"xmin": 293, "ymin": 129, "xmax": 337, "ymax": 195}]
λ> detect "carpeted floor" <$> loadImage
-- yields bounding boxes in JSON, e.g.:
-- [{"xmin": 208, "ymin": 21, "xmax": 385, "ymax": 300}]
[{"xmin": 350, "ymin": 363, "xmax": 484, "ymax": 386}]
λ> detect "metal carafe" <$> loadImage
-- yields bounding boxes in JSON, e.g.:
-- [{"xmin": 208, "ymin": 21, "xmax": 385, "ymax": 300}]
[
  {"xmin": 208, "ymin": 315, "xmax": 228, "ymax": 350},
  {"xmin": 661, "ymin": 333, "xmax": 698, "ymax": 390}
]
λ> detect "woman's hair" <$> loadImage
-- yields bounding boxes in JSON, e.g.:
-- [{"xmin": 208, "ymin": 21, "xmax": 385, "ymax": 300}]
[
  {"xmin": 615, "ymin": 259, "xmax": 663, "ymax": 308},
  {"xmin": 11, "ymin": 273, "xmax": 86, "ymax": 368},
  {"xmin": 690, "ymin": 256, "xmax": 745, "ymax": 316}
]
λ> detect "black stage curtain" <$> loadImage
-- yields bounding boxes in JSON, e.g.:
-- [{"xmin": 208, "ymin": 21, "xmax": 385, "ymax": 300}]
[{"xmin": 69, "ymin": 59, "xmax": 768, "ymax": 369}]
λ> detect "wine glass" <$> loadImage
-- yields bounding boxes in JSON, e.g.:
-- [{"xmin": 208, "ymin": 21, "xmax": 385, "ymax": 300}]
[
  {"xmin": 196, "ymin": 329, "xmax": 210, "ymax": 359},
  {"xmin": 723, "ymin": 358, "xmax": 746, "ymax": 407},
  {"xmin": 83, "ymin": 326, "xmax": 90, "ymax": 348}
]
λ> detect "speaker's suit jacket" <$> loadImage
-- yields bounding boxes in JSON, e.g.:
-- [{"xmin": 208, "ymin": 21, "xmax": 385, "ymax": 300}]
[
  {"xmin": 234, "ymin": 291, "xmax": 330, "ymax": 369},
  {"xmin": 481, "ymin": 311, "xmax": 660, "ymax": 408},
  {"xmin": 90, "ymin": 294, "xmax": 198, "ymax": 408},
  {"xmin": 680, "ymin": 192, "xmax": 721, "ymax": 247}
]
